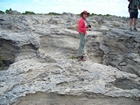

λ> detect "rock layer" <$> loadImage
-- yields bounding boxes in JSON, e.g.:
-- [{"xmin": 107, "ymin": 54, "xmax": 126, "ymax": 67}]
[
  {"xmin": 17, "ymin": 92, "xmax": 140, "ymax": 105},
  {"xmin": 0, "ymin": 14, "xmax": 140, "ymax": 105}
]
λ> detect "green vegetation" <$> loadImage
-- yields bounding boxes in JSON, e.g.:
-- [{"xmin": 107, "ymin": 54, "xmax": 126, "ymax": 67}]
[
  {"xmin": 0, "ymin": 56, "xmax": 3, "ymax": 63},
  {"xmin": 71, "ymin": 55, "xmax": 78, "ymax": 59},
  {"xmin": 48, "ymin": 12, "xmax": 61, "ymax": 15},
  {"xmin": 0, "ymin": 56, "xmax": 4, "ymax": 70},
  {"xmin": 90, "ymin": 13, "xmax": 96, "ymax": 16},
  {"xmin": 5, "ymin": 8, "xmax": 12, "ymax": 14},
  {"xmin": 0, "ymin": 8, "xmax": 125, "ymax": 18},
  {"xmin": 22, "ymin": 11, "xmax": 35, "ymax": 15},
  {"xmin": 0, "ymin": 56, "xmax": 10, "ymax": 70},
  {"xmin": 0, "ymin": 10, "xmax": 4, "ymax": 14},
  {"xmin": 105, "ymin": 14, "xmax": 111, "ymax": 16},
  {"xmin": 90, "ymin": 13, "xmax": 111, "ymax": 17}
]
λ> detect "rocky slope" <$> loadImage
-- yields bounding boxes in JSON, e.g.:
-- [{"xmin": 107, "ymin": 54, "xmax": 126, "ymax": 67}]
[{"xmin": 0, "ymin": 14, "xmax": 140, "ymax": 105}]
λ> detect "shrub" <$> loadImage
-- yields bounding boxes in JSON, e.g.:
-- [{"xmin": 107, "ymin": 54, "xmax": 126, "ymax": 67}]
[
  {"xmin": 47, "ymin": 12, "xmax": 61, "ymax": 15},
  {"xmin": 105, "ymin": 14, "xmax": 111, "ymax": 16},
  {"xmin": 90, "ymin": 13, "xmax": 112, "ymax": 17},
  {"xmin": 0, "ymin": 10, "xmax": 4, "ymax": 14},
  {"xmin": 98, "ymin": 14, "xmax": 103, "ymax": 16},
  {"xmin": 5, "ymin": 8, "xmax": 12, "ymax": 14},
  {"xmin": 90, "ymin": 13, "xmax": 97, "ymax": 16},
  {"xmin": 22, "ymin": 11, "xmax": 35, "ymax": 15}
]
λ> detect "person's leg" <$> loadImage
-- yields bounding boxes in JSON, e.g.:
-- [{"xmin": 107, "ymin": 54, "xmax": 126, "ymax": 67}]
[
  {"xmin": 129, "ymin": 12, "xmax": 133, "ymax": 31},
  {"xmin": 134, "ymin": 18, "xmax": 137, "ymax": 28},
  {"xmin": 130, "ymin": 18, "xmax": 133, "ymax": 28},
  {"xmin": 133, "ymin": 12, "xmax": 138, "ymax": 31},
  {"xmin": 78, "ymin": 33, "xmax": 86, "ymax": 58}
]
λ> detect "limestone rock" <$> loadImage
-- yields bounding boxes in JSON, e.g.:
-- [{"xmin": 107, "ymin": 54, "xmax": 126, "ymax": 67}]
[{"xmin": 0, "ymin": 14, "xmax": 140, "ymax": 105}]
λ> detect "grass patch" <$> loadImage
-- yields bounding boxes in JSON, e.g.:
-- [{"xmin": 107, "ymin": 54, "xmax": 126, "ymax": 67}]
[
  {"xmin": 0, "ymin": 56, "xmax": 3, "ymax": 63},
  {"xmin": 0, "ymin": 56, "xmax": 4, "ymax": 70},
  {"xmin": 0, "ymin": 56, "xmax": 9, "ymax": 70},
  {"xmin": 71, "ymin": 55, "xmax": 78, "ymax": 59}
]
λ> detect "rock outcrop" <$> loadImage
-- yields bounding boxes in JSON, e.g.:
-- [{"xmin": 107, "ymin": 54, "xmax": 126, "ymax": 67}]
[
  {"xmin": 0, "ymin": 14, "xmax": 140, "ymax": 105},
  {"xmin": 87, "ymin": 16, "xmax": 140, "ymax": 76}
]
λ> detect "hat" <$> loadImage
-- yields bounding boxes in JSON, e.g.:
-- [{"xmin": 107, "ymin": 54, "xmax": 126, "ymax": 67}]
[{"xmin": 80, "ymin": 10, "xmax": 90, "ymax": 17}]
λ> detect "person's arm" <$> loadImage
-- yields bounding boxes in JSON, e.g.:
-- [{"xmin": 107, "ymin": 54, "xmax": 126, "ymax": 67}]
[
  {"xmin": 78, "ymin": 19, "xmax": 87, "ymax": 33},
  {"xmin": 139, "ymin": 0, "xmax": 140, "ymax": 10}
]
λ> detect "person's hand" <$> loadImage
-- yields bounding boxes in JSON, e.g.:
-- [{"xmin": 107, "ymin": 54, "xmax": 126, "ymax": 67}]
[{"xmin": 86, "ymin": 27, "xmax": 89, "ymax": 30}]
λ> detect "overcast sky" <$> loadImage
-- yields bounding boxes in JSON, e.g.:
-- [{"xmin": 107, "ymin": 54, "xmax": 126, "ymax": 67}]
[{"xmin": 0, "ymin": 0, "xmax": 133, "ymax": 17}]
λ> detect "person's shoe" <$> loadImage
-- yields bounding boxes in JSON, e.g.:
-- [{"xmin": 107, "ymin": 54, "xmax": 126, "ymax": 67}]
[
  {"xmin": 81, "ymin": 56, "xmax": 86, "ymax": 61},
  {"xmin": 133, "ymin": 28, "xmax": 138, "ymax": 31},
  {"xmin": 130, "ymin": 28, "xmax": 132, "ymax": 31},
  {"xmin": 78, "ymin": 56, "xmax": 86, "ymax": 61},
  {"xmin": 78, "ymin": 56, "xmax": 82, "ymax": 61}
]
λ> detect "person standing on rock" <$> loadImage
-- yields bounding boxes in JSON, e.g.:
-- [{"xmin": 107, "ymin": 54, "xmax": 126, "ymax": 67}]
[
  {"xmin": 128, "ymin": 0, "xmax": 140, "ymax": 31},
  {"xmin": 78, "ymin": 10, "xmax": 90, "ymax": 61}
]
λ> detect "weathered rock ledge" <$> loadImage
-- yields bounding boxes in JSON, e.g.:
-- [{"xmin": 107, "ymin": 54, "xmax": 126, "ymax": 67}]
[{"xmin": 0, "ymin": 14, "xmax": 140, "ymax": 105}]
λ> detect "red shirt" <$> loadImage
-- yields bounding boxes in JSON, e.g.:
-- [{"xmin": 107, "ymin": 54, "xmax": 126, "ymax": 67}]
[{"xmin": 78, "ymin": 18, "xmax": 88, "ymax": 34}]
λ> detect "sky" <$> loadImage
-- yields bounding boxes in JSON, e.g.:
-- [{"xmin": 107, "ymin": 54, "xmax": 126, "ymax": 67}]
[{"xmin": 0, "ymin": 0, "xmax": 132, "ymax": 17}]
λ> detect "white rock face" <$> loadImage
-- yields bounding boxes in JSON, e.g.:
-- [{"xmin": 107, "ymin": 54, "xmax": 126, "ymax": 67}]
[{"xmin": 0, "ymin": 14, "xmax": 140, "ymax": 104}]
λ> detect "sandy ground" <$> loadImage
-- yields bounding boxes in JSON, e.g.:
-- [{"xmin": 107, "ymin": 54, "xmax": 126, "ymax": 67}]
[{"xmin": 16, "ymin": 92, "xmax": 140, "ymax": 105}]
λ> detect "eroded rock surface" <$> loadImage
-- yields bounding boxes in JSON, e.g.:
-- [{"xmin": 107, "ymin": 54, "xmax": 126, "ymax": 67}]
[
  {"xmin": 17, "ymin": 92, "xmax": 140, "ymax": 105},
  {"xmin": 0, "ymin": 14, "xmax": 140, "ymax": 105}
]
